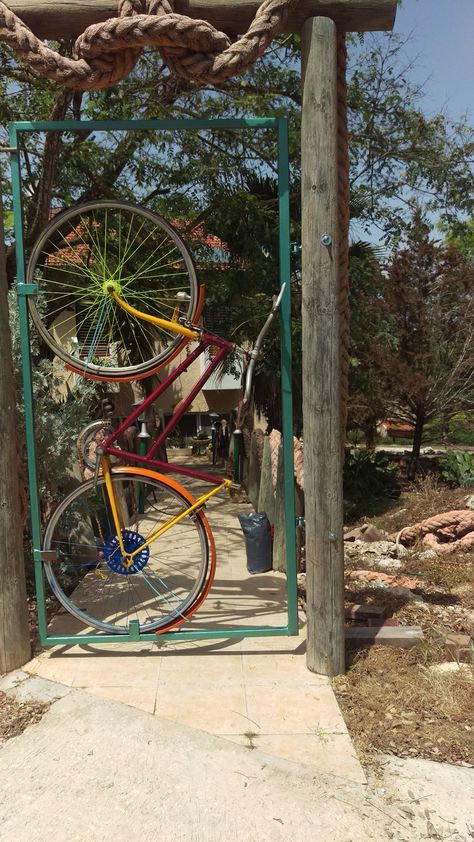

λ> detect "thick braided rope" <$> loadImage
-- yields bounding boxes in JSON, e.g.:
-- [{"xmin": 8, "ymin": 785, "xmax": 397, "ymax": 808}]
[
  {"xmin": 336, "ymin": 32, "xmax": 350, "ymax": 447},
  {"xmin": 162, "ymin": 0, "xmax": 299, "ymax": 83},
  {"xmin": 0, "ymin": 0, "xmax": 297, "ymax": 90},
  {"xmin": 392, "ymin": 510, "xmax": 474, "ymax": 546}
]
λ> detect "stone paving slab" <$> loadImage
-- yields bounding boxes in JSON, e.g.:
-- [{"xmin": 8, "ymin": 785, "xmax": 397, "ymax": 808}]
[{"xmin": 23, "ymin": 460, "xmax": 366, "ymax": 785}]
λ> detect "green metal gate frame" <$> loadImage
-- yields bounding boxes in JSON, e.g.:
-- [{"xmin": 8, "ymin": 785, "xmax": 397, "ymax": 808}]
[{"xmin": 9, "ymin": 117, "xmax": 298, "ymax": 646}]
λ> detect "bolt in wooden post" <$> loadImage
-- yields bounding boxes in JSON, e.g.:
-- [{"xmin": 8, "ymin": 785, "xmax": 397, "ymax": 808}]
[{"xmin": 301, "ymin": 16, "xmax": 345, "ymax": 676}]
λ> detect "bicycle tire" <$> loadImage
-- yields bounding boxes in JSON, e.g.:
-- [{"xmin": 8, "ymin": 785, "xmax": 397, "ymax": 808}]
[
  {"xmin": 76, "ymin": 420, "xmax": 116, "ymax": 471},
  {"xmin": 42, "ymin": 467, "xmax": 216, "ymax": 634},
  {"xmin": 27, "ymin": 200, "xmax": 198, "ymax": 380}
]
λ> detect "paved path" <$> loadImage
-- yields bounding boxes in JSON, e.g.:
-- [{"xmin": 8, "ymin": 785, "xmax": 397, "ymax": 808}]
[
  {"xmin": 0, "ymin": 675, "xmax": 414, "ymax": 842},
  {"xmin": 23, "ymin": 457, "xmax": 365, "ymax": 784},
  {"xmin": 2, "ymin": 459, "xmax": 473, "ymax": 841}
]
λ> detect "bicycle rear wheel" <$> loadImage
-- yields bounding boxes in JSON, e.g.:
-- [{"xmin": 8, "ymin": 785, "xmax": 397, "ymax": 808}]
[
  {"xmin": 42, "ymin": 468, "xmax": 216, "ymax": 634},
  {"xmin": 27, "ymin": 200, "xmax": 198, "ymax": 380}
]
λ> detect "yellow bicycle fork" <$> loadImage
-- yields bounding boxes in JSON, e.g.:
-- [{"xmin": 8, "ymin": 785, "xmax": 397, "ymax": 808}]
[
  {"xmin": 100, "ymin": 456, "xmax": 231, "ymax": 567},
  {"xmin": 108, "ymin": 287, "xmax": 200, "ymax": 340}
]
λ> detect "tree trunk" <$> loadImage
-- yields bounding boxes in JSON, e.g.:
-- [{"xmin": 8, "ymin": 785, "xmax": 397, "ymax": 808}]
[
  {"xmin": 441, "ymin": 408, "xmax": 452, "ymax": 444},
  {"xmin": 407, "ymin": 407, "xmax": 425, "ymax": 481},
  {"xmin": 362, "ymin": 414, "xmax": 377, "ymax": 450},
  {"xmin": 0, "ymin": 188, "xmax": 31, "ymax": 673}
]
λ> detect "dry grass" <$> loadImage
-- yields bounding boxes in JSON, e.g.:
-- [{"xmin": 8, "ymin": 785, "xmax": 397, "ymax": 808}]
[
  {"xmin": 333, "ymin": 477, "xmax": 474, "ymax": 767},
  {"xmin": 0, "ymin": 691, "xmax": 48, "ymax": 742},
  {"xmin": 400, "ymin": 549, "xmax": 473, "ymax": 590},
  {"xmin": 372, "ymin": 474, "xmax": 471, "ymax": 535},
  {"xmin": 333, "ymin": 647, "xmax": 474, "ymax": 768}
]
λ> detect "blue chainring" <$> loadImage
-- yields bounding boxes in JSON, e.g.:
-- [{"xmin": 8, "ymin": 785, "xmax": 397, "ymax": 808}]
[{"xmin": 103, "ymin": 529, "xmax": 150, "ymax": 575}]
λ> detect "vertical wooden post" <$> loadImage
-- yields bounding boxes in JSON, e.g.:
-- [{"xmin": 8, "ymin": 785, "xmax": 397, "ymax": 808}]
[
  {"xmin": 0, "ymin": 186, "xmax": 31, "ymax": 673},
  {"xmin": 301, "ymin": 16, "xmax": 345, "ymax": 676}
]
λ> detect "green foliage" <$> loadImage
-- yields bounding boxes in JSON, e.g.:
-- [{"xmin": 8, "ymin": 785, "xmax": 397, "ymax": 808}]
[
  {"xmin": 442, "ymin": 218, "xmax": 474, "ymax": 265},
  {"xmin": 370, "ymin": 208, "xmax": 474, "ymax": 477},
  {"xmin": 1, "ymin": 31, "xmax": 473, "ymax": 448},
  {"xmin": 439, "ymin": 451, "xmax": 474, "ymax": 488},
  {"xmin": 347, "ymin": 35, "xmax": 473, "ymax": 242},
  {"xmin": 423, "ymin": 412, "xmax": 474, "ymax": 446},
  {"xmin": 343, "ymin": 449, "xmax": 401, "ymax": 520},
  {"xmin": 8, "ymin": 290, "xmax": 106, "ymax": 506},
  {"xmin": 446, "ymin": 413, "xmax": 474, "ymax": 446},
  {"xmin": 347, "ymin": 240, "xmax": 392, "ymax": 445}
]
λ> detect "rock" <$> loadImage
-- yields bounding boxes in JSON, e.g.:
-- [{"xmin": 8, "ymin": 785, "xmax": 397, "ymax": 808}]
[
  {"xmin": 344, "ymin": 540, "xmax": 407, "ymax": 570},
  {"xmin": 444, "ymin": 633, "xmax": 474, "ymax": 664},
  {"xmin": 297, "ymin": 572, "xmax": 306, "ymax": 589},
  {"xmin": 376, "ymin": 558, "xmax": 403, "ymax": 572},
  {"xmin": 429, "ymin": 662, "xmax": 474, "ymax": 676},
  {"xmin": 385, "ymin": 586, "xmax": 426, "ymax": 603},
  {"xmin": 465, "ymin": 494, "xmax": 474, "ymax": 510},
  {"xmin": 394, "ymin": 543, "xmax": 408, "ymax": 558},
  {"xmin": 388, "ymin": 508, "xmax": 407, "ymax": 519},
  {"xmin": 344, "ymin": 524, "xmax": 389, "ymax": 542},
  {"xmin": 417, "ymin": 550, "xmax": 437, "ymax": 560}
]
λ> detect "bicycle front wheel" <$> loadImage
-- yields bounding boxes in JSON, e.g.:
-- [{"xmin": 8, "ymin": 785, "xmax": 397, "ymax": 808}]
[
  {"xmin": 27, "ymin": 200, "xmax": 198, "ymax": 380},
  {"xmin": 43, "ymin": 468, "xmax": 216, "ymax": 634}
]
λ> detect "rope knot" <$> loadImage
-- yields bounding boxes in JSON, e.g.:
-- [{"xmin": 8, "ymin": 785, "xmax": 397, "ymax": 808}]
[{"xmin": 0, "ymin": 0, "xmax": 299, "ymax": 90}]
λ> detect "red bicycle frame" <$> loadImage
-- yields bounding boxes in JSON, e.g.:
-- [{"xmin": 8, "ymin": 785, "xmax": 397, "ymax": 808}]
[{"xmin": 101, "ymin": 330, "xmax": 238, "ymax": 486}]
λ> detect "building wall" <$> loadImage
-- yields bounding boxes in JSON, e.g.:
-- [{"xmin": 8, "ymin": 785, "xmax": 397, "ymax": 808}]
[{"xmin": 51, "ymin": 313, "xmax": 242, "ymax": 426}]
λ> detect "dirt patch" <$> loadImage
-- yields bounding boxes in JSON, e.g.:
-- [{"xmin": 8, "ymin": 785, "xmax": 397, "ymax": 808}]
[
  {"xmin": 0, "ymin": 691, "xmax": 49, "ymax": 742},
  {"xmin": 371, "ymin": 476, "xmax": 471, "ymax": 535},
  {"xmin": 333, "ymin": 647, "xmax": 474, "ymax": 768},
  {"xmin": 310, "ymin": 477, "xmax": 474, "ymax": 768}
]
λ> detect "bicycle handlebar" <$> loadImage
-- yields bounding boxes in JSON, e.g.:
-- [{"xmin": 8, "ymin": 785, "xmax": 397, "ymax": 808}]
[{"xmin": 240, "ymin": 282, "xmax": 286, "ymax": 409}]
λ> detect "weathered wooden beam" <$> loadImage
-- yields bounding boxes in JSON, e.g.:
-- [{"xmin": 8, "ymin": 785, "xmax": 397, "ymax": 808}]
[
  {"xmin": 301, "ymin": 16, "xmax": 345, "ymax": 677},
  {"xmin": 0, "ymin": 184, "xmax": 31, "ymax": 673},
  {"xmin": 257, "ymin": 436, "xmax": 275, "ymax": 526},
  {"xmin": 7, "ymin": 1, "xmax": 397, "ymax": 41},
  {"xmin": 247, "ymin": 430, "xmax": 262, "ymax": 510}
]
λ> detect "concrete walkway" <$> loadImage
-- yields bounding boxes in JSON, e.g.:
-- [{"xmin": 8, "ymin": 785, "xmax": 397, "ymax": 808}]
[
  {"xmin": 24, "ymin": 458, "xmax": 364, "ymax": 784},
  {"xmin": 0, "ymin": 676, "xmax": 408, "ymax": 842},
  {"xmin": 3, "ymin": 461, "xmax": 473, "ymax": 841},
  {"xmin": 2, "ymin": 672, "xmax": 473, "ymax": 842}
]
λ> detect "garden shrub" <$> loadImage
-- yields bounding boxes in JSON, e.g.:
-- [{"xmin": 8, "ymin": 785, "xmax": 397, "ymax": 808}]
[
  {"xmin": 343, "ymin": 448, "xmax": 401, "ymax": 520},
  {"xmin": 439, "ymin": 451, "xmax": 474, "ymax": 487}
]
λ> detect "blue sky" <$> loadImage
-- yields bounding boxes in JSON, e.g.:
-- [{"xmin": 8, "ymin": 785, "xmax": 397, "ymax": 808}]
[{"xmin": 392, "ymin": 0, "xmax": 473, "ymax": 121}]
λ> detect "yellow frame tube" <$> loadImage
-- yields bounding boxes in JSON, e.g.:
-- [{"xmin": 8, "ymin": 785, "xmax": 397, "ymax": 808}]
[
  {"xmin": 109, "ymin": 289, "xmax": 200, "ymax": 341},
  {"xmin": 128, "ymin": 480, "xmax": 232, "ymax": 560},
  {"xmin": 101, "ymin": 456, "xmax": 127, "ymax": 556}
]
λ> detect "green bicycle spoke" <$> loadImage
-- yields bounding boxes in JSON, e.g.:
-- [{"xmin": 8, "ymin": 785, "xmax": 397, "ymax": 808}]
[
  {"xmin": 119, "ymin": 241, "xmax": 185, "ymax": 288},
  {"xmin": 138, "ymin": 569, "xmax": 188, "ymax": 617},
  {"xmin": 114, "ymin": 212, "xmax": 150, "ymax": 279},
  {"xmin": 124, "ymin": 316, "xmax": 156, "ymax": 364},
  {"xmin": 115, "ymin": 219, "xmax": 169, "ymax": 278},
  {"xmin": 73, "ymin": 296, "xmax": 110, "ymax": 342},
  {"xmin": 43, "ymin": 221, "xmax": 105, "ymax": 284},
  {"xmin": 117, "ymin": 235, "xmax": 179, "ymax": 286}
]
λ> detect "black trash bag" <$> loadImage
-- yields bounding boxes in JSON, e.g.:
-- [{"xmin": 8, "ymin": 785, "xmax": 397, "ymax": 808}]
[{"xmin": 238, "ymin": 512, "xmax": 273, "ymax": 574}]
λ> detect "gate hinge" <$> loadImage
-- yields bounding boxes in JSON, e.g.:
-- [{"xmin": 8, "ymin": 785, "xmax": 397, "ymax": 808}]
[
  {"xmin": 34, "ymin": 549, "xmax": 58, "ymax": 562},
  {"xmin": 17, "ymin": 283, "xmax": 38, "ymax": 296}
]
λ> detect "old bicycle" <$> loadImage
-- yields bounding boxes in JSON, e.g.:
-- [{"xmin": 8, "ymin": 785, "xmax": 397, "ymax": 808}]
[{"xmin": 27, "ymin": 200, "xmax": 284, "ymax": 635}]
